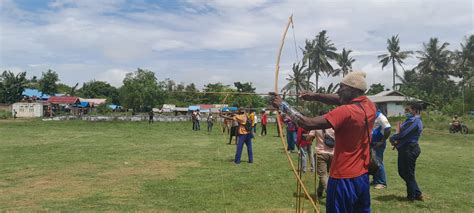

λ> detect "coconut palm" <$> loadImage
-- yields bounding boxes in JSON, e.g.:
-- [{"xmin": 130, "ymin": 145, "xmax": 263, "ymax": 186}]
[
  {"xmin": 453, "ymin": 35, "xmax": 474, "ymax": 88},
  {"xmin": 282, "ymin": 62, "xmax": 314, "ymax": 97},
  {"xmin": 378, "ymin": 35, "xmax": 413, "ymax": 90},
  {"xmin": 304, "ymin": 30, "xmax": 338, "ymax": 90},
  {"xmin": 301, "ymin": 39, "xmax": 316, "ymax": 86},
  {"xmin": 333, "ymin": 48, "xmax": 356, "ymax": 77},
  {"xmin": 416, "ymin": 38, "xmax": 452, "ymax": 78},
  {"xmin": 415, "ymin": 37, "xmax": 453, "ymax": 95}
]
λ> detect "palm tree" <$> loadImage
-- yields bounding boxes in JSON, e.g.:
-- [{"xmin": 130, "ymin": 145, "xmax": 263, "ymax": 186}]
[
  {"xmin": 301, "ymin": 39, "xmax": 316, "ymax": 87},
  {"xmin": 416, "ymin": 38, "xmax": 452, "ymax": 77},
  {"xmin": 415, "ymin": 38, "xmax": 452, "ymax": 94},
  {"xmin": 303, "ymin": 30, "xmax": 337, "ymax": 91},
  {"xmin": 454, "ymin": 35, "xmax": 474, "ymax": 88},
  {"xmin": 333, "ymin": 48, "xmax": 356, "ymax": 77},
  {"xmin": 282, "ymin": 62, "xmax": 314, "ymax": 102},
  {"xmin": 378, "ymin": 35, "xmax": 413, "ymax": 90}
]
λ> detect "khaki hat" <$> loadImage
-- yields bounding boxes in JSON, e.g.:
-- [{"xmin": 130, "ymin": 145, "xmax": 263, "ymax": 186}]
[{"xmin": 341, "ymin": 71, "xmax": 367, "ymax": 91}]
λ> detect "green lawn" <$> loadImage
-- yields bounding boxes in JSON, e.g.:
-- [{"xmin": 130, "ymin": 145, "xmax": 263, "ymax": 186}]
[{"xmin": 0, "ymin": 120, "xmax": 473, "ymax": 212}]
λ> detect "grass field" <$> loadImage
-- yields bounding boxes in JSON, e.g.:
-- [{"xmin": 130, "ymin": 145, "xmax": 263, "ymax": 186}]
[{"xmin": 0, "ymin": 119, "xmax": 473, "ymax": 212}]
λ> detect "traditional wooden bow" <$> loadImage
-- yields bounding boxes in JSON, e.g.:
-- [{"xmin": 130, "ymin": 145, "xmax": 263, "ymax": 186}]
[{"xmin": 274, "ymin": 15, "xmax": 320, "ymax": 213}]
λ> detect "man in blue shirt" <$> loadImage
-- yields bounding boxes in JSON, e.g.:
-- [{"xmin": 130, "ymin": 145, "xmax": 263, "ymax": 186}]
[
  {"xmin": 390, "ymin": 103, "xmax": 424, "ymax": 201},
  {"xmin": 371, "ymin": 110, "xmax": 391, "ymax": 189}
]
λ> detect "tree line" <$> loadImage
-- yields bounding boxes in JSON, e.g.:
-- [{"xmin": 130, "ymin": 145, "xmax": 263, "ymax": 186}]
[
  {"xmin": 1, "ymin": 32, "xmax": 472, "ymax": 115},
  {"xmin": 0, "ymin": 68, "xmax": 267, "ymax": 112},
  {"xmin": 282, "ymin": 32, "xmax": 473, "ymax": 115}
]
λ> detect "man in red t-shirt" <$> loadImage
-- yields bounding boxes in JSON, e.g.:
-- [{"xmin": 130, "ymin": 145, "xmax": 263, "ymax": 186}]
[{"xmin": 271, "ymin": 71, "xmax": 375, "ymax": 212}]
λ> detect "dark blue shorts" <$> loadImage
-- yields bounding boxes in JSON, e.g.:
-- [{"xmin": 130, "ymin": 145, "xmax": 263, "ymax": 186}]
[{"xmin": 326, "ymin": 173, "xmax": 370, "ymax": 213}]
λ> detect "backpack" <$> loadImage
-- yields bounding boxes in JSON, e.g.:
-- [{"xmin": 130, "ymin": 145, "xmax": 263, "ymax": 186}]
[{"xmin": 323, "ymin": 129, "xmax": 335, "ymax": 148}]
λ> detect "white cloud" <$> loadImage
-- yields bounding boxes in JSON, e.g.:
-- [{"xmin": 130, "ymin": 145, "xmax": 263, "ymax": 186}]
[
  {"xmin": 95, "ymin": 68, "xmax": 129, "ymax": 87},
  {"xmin": 0, "ymin": 0, "xmax": 472, "ymax": 93}
]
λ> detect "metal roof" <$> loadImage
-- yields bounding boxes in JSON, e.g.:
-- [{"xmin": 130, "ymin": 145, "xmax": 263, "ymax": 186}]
[
  {"xmin": 373, "ymin": 90, "xmax": 405, "ymax": 97},
  {"xmin": 367, "ymin": 95, "xmax": 421, "ymax": 103},
  {"xmin": 80, "ymin": 98, "xmax": 107, "ymax": 105},
  {"xmin": 48, "ymin": 96, "xmax": 81, "ymax": 104}
]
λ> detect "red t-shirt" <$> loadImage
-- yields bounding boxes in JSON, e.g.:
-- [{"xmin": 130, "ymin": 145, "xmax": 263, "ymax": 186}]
[
  {"xmin": 297, "ymin": 127, "xmax": 312, "ymax": 147},
  {"xmin": 324, "ymin": 96, "xmax": 376, "ymax": 179},
  {"xmin": 261, "ymin": 114, "xmax": 268, "ymax": 125}
]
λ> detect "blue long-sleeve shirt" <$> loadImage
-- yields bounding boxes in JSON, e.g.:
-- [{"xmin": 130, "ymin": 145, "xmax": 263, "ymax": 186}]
[{"xmin": 390, "ymin": 115, "xmax": 423, "ymax": 149}]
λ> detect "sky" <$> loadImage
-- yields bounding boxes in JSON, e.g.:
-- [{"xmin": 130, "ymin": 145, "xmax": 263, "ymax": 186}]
[{"xmin": 1, "ymin": 0, "xmax": 472, "ymax": 92}]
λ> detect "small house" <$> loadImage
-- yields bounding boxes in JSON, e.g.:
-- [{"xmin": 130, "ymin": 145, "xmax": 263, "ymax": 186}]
[
  {"xmin": 367, "ymin": 91, "xmax": 423, "ymax": 117},
  {"xmin": 12, "ymin": 102, "xmax": 44, "ymax": 118}
]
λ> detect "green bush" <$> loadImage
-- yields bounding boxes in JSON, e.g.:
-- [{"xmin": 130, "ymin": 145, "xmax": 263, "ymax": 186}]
[{"xmin": 0, "ymin": 110, "xmax": 12, "ymax": 119}]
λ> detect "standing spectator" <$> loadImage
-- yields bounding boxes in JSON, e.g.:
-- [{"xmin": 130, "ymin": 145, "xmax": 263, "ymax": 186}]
[
  {"xmin": 314, "ymin": 127, "xmax": 335, "ymax": 197},
  {"xmin": 191, "ymin": 110, "xmax": 197, "ymax": 131},
  {"xmin": 297, "ymin": 127, "xmax": 315, "ymax": 173},
  {"xmin": 390, "ymin": 103, "xmax": 424, "ymax": 201},
  {"xmin": 249, "ymin": 110, "xmax": 256, "ymax": 135},
  {"xmin": 226, "ymin": 112, "xmax": 239, "ymax": 144},
  {"xmin": 195, "ymin": 110, "xmax": 201, "ymax": 130},
  {"xmin": 284, "ymin": 115, "xmax": 297, "ymax": 153},
  {"xmin": 371, "ymin": 109, "xmax": 391, "ymax": 189},
  {"xmin": 207, "ymin": 113, "xmax": 214, "ymax": 132},
  {"xmin": 260, "ymin": 110, "xmax": 267, "ymax": 136},
  {"xmin": 222, "ymin": 116, "xmax": 230, "ymax": 134},
  {"xmin": 13, "ymin": 109, "xmax": 17, "ymax": 119},
  {"xmin": 148, "ymin": 110, "xmax": 154, "ymax": 124},
  {"xmin": 220, "ymin": 109, "xmax": 253, "ymax": 164},
  {"xmin": 271, "ymin": 71, "xmax": 375, "ymax": 212},
  {"xmin": 253, "ymin": 112, "xmax": 258, "ymax": 134}
]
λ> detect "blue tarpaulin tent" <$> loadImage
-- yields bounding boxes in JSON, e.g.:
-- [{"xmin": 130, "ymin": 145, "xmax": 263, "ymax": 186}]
[
  {"xmin": 108, "ymin": 104, "xmax": 121, "ymax": 110},
  {"xmin": 74, "ymin": 101, "xmax": 90, "ymax": 108},
  {"xmin": 22, "ymin": 88, "xmax": 50, "ymax": 100},
  {"xmin": 188, "ymin": 106, "xmax": 200, "ymax": 111},
  {"xmin": 221, "ymin": 107, "xmax": 238, "ymax": 112}
]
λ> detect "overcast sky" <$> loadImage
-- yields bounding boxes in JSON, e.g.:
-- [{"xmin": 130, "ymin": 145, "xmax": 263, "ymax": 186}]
[{"xmin": 1, "ymin": 0, "xmax": 472, "ymax": 92}]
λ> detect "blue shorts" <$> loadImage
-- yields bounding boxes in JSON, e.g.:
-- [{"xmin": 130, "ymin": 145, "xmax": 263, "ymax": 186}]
[{"xmin": 326, "ymin": 173, "xmax": 370, "ymax": 213}]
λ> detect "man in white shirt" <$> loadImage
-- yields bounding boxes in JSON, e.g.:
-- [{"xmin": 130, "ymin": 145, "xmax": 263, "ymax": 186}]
[{"xmin": 371, "ymin": 110, "xmax": 391, "ymax": 189}]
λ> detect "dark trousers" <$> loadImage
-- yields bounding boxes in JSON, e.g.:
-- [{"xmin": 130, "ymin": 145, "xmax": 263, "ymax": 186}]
[
  {"xmin": 372, "ymin": 142, "xmax": 387, "ymax": 185},
  {"xmin": 235, "ymin": 133, "xmax": 253, "ymax": 163},
  {"xmin": 398, "ymin": 143, "xmax": 422, "ymax": 200},
  {"xmin": 260, "ymin": 124, "xmax": 267, "ymax": 135},
  {"xmin": 207, "ymin": 122, "xmax": 213, "ymax": 132},
  {"xmin": 149, "ymin": 116, "xmax": 154, "ymax": 124}
]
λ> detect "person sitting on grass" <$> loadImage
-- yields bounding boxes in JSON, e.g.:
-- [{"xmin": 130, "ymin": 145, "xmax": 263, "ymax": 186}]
[
  {"xmin": 390, "ymin": 102, "xmax": 424, "ymax": 202},
  {"xmin": 220, "ymin": 108, "xmax": 253, "ymax": 164}
]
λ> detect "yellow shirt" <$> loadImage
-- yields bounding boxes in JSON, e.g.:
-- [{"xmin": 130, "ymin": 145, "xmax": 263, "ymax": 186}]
[
  {"xmin": 234, "ymin": 114, "xmax": 249, "ymax": 135},
  {"xmin": 249, "ymin": 112, "xmax": 256, "ymax": 127}
]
